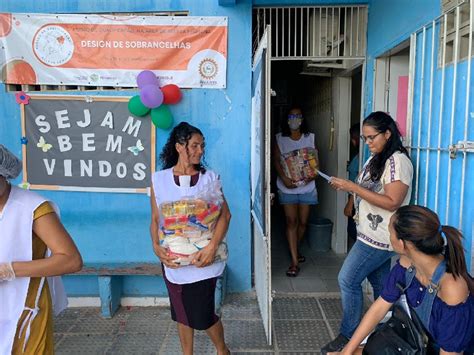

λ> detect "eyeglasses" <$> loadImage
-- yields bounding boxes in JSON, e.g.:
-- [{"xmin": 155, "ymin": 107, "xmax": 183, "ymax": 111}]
[
  {"xmin": 288, "ymin": 114, "xmax": 303, "ymax": 120},
  {"xmin": 360, "ymin": 132, "xmax": 382, "ymax": 143}
]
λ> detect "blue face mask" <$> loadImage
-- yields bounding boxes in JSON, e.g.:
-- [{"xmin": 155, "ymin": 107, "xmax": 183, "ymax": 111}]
[{"xmin": 288, "ymin": 118, "xmax": 302, "ymax": 130}]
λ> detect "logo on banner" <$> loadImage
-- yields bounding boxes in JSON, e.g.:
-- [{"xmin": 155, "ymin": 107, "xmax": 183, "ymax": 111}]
[
  {"xmin": 199, "ymin": 58, "xmax": 218, "ymax": 80},
  {"xmin": 33, "ymin": 25, "xmax": 74, "ymax": 66}
]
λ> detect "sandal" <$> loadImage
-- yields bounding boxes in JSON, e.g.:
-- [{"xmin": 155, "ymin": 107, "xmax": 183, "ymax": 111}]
[
  {"xmin": 286, "ymin": 264, "xmax": 300, "ymax": 277},
  {"xmin": 298, "ymin": 253, "xmax": 306, "ymax": 263}
]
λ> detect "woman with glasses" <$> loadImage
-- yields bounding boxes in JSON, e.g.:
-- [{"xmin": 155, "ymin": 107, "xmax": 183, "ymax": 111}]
[
  {"xmin": 273, "ymin": 107, "xmax": 319, "ymax": 277},
  {"xmin": 321, "ymin": 111, "xmax": 413, "ymax": 354}
]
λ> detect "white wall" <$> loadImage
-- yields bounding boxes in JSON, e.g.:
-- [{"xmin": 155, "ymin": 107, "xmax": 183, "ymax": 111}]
[{"xmin": 303, "ymin": 76, "xmax": 351, "ymax": 253}]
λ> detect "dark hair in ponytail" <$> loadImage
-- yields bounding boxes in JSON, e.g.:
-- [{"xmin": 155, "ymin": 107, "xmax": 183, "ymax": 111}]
[
  {"xmin": 392, "ymin": 205, "xmax": 474, "ymax": 293},
  {"xmin": 363, "ymin": 111, "xmax": 409, "ymax": 181},
  {"xmin": 159, "ymin": 122, "xmax": 206, "ymax": 173}
]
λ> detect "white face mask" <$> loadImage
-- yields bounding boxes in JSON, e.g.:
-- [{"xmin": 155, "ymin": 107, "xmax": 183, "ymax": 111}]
[{"xmin": 288, "ymin": 119, "xmax": 302, "ymax": 130}]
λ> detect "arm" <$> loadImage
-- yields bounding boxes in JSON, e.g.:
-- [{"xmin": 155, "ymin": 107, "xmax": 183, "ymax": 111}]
[
  {"xmin": 439, "ymin": 350, "xmax": 461, "ymax": 355},
  {"xmin": 330, "ymin": 178, "xmax": 409, "ymax": 212},
  {"xmin": 273, "ymin": 139, "xmax": 296, "ymax": 189},
  {"xmin": 11, "ymin": 212, "xmax": 83, "ymax": 277},
  {"xmin": 192, "ymin": 197, "xmax": 231, "ymax": 267},
  {"xmin": 344, "ymin": 194, "xmax": 354, "ymax": 217},
  {"xmin": 149, "ymin": 187, "xmax": 179, "ymax": 268},
  {"xmin": 340, "ymin": 297, "xmax": 393, "ymax": 355}
]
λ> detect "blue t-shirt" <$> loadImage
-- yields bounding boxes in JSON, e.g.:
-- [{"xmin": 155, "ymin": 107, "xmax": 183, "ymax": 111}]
[
  {"xmin": 347, "ymin": 154, "xmax": 359, "ymax": 182},
  {"xmin": 381, "ymin": 261, "xmax": 474, "ymax": 353}
]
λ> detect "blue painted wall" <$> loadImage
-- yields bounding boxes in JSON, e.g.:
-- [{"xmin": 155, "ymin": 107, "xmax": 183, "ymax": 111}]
[
  {"xmin": 0, "ymin": 0, "xmax": 253, "ymax": 295},
  {"xmin": 364, "ymin": 0, "xmax": 441, "ymax": 113}
]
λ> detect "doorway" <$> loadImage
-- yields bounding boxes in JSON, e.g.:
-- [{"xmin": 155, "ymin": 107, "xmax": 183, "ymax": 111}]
[{"xmin": 269, "ymin": 60, "xmax": 363, "ymax": 293}]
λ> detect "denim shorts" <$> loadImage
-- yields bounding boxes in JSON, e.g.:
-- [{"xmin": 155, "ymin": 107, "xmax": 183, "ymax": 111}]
[{"xmin": 278, "ymin": 189, "xmax": 318, "ymax": 205}]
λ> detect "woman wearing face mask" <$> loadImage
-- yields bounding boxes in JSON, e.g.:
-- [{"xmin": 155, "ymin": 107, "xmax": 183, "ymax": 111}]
[
  {"xmin": 321, "ymin": 112, "xmax": 413, "ymax": 354},
  {"xmin": 0, "ymin": 145, "xmax": 82, "ymax": 354},
  {"xmin": 273, "ymin": 107, "xmax": 319, "ymax": 277}
]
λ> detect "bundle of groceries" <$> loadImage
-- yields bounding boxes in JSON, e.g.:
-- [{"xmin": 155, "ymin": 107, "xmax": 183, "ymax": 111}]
[
  {"xmin": 280, "ymin": 147, "xmax": 318, "ymax": 186},
  {"xmin": 159, "ymin": 181, "xmax": 227, "ymax": 266}
]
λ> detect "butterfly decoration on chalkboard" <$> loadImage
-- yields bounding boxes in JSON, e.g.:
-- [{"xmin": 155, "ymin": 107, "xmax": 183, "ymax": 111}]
[
  {"xmin": 128, "ymin": 139, "xmax": 144, "ymax": 156},
  {"xmin": 37, "ymin": 136, "xmax": 53, "ymax": 152}
]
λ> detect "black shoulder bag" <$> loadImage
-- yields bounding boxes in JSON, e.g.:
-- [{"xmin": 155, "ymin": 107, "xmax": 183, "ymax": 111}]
[{"xmin": 363, "ymin": 261, "xmax": 446, "ymax": 355}]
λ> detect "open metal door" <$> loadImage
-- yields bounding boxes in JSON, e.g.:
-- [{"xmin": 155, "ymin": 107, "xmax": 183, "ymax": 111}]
[{"xmin": 251, "ymin": 25, "xmax": 272, "ymax": 345}]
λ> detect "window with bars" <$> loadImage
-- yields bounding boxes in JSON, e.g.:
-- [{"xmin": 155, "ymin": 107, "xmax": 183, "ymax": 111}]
[
  {"xmin": 439, "ymin": 0, "xmax": 473, "ymax": 66},
  {"xmin": 4, "ymin": 11, "xmax": 188, "ymax": 93}
]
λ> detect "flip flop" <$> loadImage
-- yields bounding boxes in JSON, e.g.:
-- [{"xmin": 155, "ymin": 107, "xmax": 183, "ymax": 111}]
[{"xmin": 286, "ymin": 264, "xmax": 300, "ymax": 277}]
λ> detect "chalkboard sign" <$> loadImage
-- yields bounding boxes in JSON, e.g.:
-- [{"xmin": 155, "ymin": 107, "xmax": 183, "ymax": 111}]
[{"xmin": 21, "ymin": 96, "xmax": 155, "ymax": 193}]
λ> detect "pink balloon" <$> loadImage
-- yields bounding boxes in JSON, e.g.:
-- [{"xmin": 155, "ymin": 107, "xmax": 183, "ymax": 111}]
[
  {"xmin": 137, "ymin": 70, "xmax": 159, "ymax": 88},
  {"xmin": 140, "ymin": 85, "xmax": 164, "ymax": 109}
]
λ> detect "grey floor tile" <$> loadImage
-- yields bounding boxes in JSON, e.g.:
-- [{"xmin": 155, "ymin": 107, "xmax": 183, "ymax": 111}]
[
  {"xmin": 273, "ymin": 297, "xmax": 322, "ymax": 320},
  {"xmin": 222, "ymin": 320, "xmax": 273, "ymax": 351},
  {"xmin": 328, "ymin": 320, "xmax": 340, "ymax": 337},
  {"xmin": 271, "ymin": 277, "xmax": 293, "ymax": 293},
  {"xmin": 316, "ymin": 266, "xmax": 340, "ymax": 280},
  {"xmin": 318, "ymin": 298, "xmax": 343, "ymax": 320},
  {"xmin": 291, "ymin": 278, "xmax": 328, "ymax": 293},
  {"xmin": 107, "ymin": 333, "xmax": 162, "ymax": 354},
  {"xmin": 54, "ymin": 320, "xmax": 76, "ymax": 333},
  {"xmin": 68, "ymin": 316, "xmax": 121, "ymax": 334},
  {"xmin": 161, "ymin": 330, "xmax": 216, "ymax": 355},
  {"xmin": 324, "ymin": 279, "xmax": 340, "ymax": 292},
  {"xmin": 126, "ymin": 307, "xmax": 171, "ymax": 322},
  {"xmin": 120, "ymin": 319, "xmax": 170, "ymax": 334},
  {"xmin": 56, "ymin": 334, "xmax": 113, "ymax": 354},
  {"xmin": 274, "ymin": 320, "xmax": 332, "ymax": 351}
]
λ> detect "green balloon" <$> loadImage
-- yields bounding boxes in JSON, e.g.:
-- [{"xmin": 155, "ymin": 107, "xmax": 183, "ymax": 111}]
[
  {"xmin": 151, "ymin": 105, "xmax": 173, "ymax": 129},
  {"xmin": 128, "ymin": 95, "xmax": 150, "ymax": 117}
]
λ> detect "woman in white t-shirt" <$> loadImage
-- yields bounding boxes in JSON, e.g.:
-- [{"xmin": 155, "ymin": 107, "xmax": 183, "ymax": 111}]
[
  {"xmin": 321, "ymin": 112, "xmax": 413, "ymax": 354},
  {"xmin": 273, "ymin": 107, "xmax": 319, "ymax": 277},
  {"xmin": 150, "ymin": 122, "xmax": 231, "ymax": 355}
]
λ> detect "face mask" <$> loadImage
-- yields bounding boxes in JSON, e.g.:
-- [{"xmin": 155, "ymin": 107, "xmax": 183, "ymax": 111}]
[{"xmin": 288, "ymin": 119, "xmax": 302, "ymax": 130}]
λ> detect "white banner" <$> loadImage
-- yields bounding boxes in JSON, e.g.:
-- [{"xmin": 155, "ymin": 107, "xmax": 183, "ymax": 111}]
[{"xmin": 0, "ymin": 13, "xmax": 227, "ymax": 88}]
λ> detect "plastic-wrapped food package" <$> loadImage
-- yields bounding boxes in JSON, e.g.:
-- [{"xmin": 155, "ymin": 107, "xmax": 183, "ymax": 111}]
[
  {"xmin": 280, "ymin": 147, "xmax": 318, "ymax": 184},
  {"xmin": 159, "ymin": 180, "xmax": 227, "ymax": 266}
]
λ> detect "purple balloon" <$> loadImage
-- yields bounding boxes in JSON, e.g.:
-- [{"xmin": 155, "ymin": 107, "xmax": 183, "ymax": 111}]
[
  {"xmin": 140, "ymin": 85, "xmax": 164, "ymax": 109},
  {"xmin": 137, "ymin": 70, "xmax": 159, "ymax": 89}
]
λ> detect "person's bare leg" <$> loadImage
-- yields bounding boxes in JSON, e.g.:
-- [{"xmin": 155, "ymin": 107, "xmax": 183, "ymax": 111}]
[
  {"xmin": 205, "ymin": 320, "xmax": 229, "ymax": 354},
  {"xmin": 283, "ymin": 204, "xmax": 299, "ymax": 266},
  {"xmin": 297, "ymin": 204, "xmax": 311, "ymax": 244},
  {"xmin": 177, "ymin": 323, "xmax": 194, "ymax": 355}
]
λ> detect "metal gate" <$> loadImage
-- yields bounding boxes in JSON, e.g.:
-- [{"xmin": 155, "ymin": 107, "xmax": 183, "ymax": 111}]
[{"xmin": 406, "ymin": 0, "xmax": 473, "ymax": 270}]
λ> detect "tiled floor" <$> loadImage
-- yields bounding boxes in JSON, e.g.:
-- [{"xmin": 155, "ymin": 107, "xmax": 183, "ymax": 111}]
[
  {"xmin": 54, "ymin": 293, "xmax": 343, "ymax": 354},
  {"xmin": 271, "ymin": 210, "xmax": 346, "ymax": 294}
]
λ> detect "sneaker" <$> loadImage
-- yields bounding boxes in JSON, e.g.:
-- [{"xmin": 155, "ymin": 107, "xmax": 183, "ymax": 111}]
[{"xmin": 321, "ymin": 334, "xmax": 349, "ymax": 354}]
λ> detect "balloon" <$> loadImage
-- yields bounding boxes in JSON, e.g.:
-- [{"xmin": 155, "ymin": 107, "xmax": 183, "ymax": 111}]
[
  {"xmin": 151, "ymin": 105, "xmax": 173, "ymax": 130},
  {"xmin": 161, "ymin": 84, "xmax": 182, "ymax": 105},
  {"xmin": 140, "ymin": 85, "xmax": 164, "ymax": 109},
  {"xmin": 137, "ymin": 70, "xmax": 159, "ymax": 88},
  {"xmin": 128, "ymin": 95, "xmax": 150, "ymax": 117}
]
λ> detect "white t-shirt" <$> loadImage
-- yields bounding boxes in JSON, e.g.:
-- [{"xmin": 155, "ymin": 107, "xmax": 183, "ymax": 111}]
[
  {"xmin": 354, "ymin": 151, "xmax": 413, "ymax": 250},
  {"xmin": 276, "ymin": 132, "xmax": 317, "ymax": 194},
  {"xmin": 152, "ymin": 168, "xmax": 226, "ymax": 284}
]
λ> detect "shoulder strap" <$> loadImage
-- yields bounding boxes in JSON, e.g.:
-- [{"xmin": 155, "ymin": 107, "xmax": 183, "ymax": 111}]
[{"xmin": 409, "ymin": 260, "xmax": 446, "ymax": 330}]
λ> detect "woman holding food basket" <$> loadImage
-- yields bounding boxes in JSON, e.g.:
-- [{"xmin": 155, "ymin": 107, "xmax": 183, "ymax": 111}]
[
  {"xmin": 150, "ymin": 122, "xmax": 231, "ymax": 355},
  {"xmin": 273, "ymin": 107, "xmax": 319, "ymax": 277}
]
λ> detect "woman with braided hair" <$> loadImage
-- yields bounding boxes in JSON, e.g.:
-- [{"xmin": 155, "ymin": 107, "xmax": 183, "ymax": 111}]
[{"xmin": 330, "ymin": 205, "xmax": 474, "ymax": 355}]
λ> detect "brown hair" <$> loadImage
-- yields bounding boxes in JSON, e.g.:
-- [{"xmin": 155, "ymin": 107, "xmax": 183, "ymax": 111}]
[{"xmin": 392, "ymin": 205, "xmax": 474, "ymax": 294}]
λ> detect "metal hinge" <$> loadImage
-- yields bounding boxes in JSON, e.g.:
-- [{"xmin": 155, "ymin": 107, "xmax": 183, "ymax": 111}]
[
  {"xmin": 449, "ymin": 141, "xmax": 474, "ymax": 159},
  {"xmin": 270, "ymin": 89, "xmax": 277, "ymax": 97}
]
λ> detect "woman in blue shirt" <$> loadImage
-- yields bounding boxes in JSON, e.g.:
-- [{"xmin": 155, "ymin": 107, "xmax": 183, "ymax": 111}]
[{"xmin": 330, "ymin": 205, "xmax": 474, "ymax": 355}]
